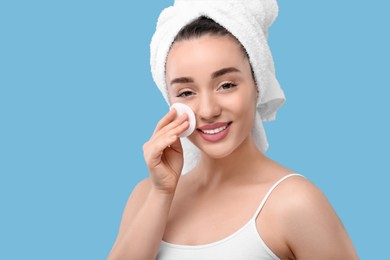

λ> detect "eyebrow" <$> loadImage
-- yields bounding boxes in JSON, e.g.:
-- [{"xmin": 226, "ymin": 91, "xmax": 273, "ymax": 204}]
[
  {"xmin": 211, "ymin": 67, "xmax": 241, "ymax": 79},
  {"xmin": 170, "ymin": 77, "xmax": 194, "ymax": 85},
  {"xmin": 169, "ymin": 67, "xmax": 241, "ymax": 86}
]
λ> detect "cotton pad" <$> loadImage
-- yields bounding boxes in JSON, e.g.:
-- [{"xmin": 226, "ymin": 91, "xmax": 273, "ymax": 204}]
[{"xmin": 170, "ymin": 103, "xmax": 196, "ymax": 138}]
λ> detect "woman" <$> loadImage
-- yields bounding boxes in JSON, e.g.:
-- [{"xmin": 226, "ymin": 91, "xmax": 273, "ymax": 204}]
[{"xmin": 108, "ymin": 1, "xmax": 358, "ymax": 259}]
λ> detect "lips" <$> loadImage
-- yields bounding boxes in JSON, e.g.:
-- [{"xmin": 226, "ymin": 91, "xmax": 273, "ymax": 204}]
[
  {"xmin": 197, "ymin": 122, "xmax": 232, "ymax": 142},
  {"xmin": 197, "ymin": 122, "xmax": 231, "ymax": 131}
]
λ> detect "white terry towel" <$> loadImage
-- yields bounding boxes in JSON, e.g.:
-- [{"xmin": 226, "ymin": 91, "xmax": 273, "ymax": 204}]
[{"xmin": 150, "ymin": 0, "xmax": 286, "ymax": 174}]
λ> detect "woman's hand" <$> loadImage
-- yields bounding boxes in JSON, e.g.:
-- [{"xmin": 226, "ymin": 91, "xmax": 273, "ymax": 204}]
[{"xmin": 143, "ymin": 108, "xmax": 189, "ymax": 195}]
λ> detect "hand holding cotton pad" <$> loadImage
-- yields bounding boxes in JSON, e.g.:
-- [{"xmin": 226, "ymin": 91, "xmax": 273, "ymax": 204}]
[{"xmin": 170, "ymin": 103, "xmax": 196, "ymax": 138}]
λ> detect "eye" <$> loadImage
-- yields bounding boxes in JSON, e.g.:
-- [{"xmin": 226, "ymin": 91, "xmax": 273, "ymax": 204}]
[
  {"xmin": 176, "ymin": 90, "xmax": 194, "ymax": 98},
  {"xmin": 219, "ymin": 81, "xmax": 237, "ymax": 90}
]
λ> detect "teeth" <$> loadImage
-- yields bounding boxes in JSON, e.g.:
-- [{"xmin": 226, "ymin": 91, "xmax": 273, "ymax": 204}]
[{"xmin": 201, "ymin": 125, "xmax": 228, "ymax": 135}]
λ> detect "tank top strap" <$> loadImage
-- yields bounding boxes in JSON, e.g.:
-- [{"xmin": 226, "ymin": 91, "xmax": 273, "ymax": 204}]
[{"xmin": 252, "ymin": 173, "xmax": 305, "ymax": 220}]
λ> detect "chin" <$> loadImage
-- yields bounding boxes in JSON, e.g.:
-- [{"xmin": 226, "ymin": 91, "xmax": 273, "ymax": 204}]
[
  {"xmin": 188, "ymin": 135, "xmax": 243, "ymax": 160},
  {"xmin": 201, "ymin": 146, "xmax": 235, "ymax": 159}
]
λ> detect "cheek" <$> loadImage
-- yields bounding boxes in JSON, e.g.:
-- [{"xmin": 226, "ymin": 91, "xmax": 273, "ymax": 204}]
[
  {"xmin": 226, "ymin": 88, "xmax": 256, "ymax": 113},
  {"xmin": 231, "ymin": 89, "xmax": 257, "ymax": 128}
]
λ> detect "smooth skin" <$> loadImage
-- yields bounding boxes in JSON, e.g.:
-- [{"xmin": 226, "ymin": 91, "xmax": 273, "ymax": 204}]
[{"xmin": 108, "ymin": 35, "xmax": 358, "ymax": 260}]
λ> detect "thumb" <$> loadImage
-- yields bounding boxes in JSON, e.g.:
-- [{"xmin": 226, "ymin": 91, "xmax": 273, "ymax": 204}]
[{"xmin": 168, "ymin": 136, "xmax": 183, "ymax": 154}]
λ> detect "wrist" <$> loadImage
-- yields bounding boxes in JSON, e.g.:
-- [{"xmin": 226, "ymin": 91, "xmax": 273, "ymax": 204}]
[{"xmin": 149, "ymin": 186, "xmax": 176, "ymax": 200}]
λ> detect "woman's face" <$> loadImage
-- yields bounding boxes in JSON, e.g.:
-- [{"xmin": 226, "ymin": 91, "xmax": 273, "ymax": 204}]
[{"xmin": 166, "ymin": 35, "xmax": 258, "ymax": 159}]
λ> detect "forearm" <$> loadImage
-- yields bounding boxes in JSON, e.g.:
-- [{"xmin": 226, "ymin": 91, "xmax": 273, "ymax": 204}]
[{"xmin": 108, "ymin": 189, "xmax": 174, "ymax": 260}]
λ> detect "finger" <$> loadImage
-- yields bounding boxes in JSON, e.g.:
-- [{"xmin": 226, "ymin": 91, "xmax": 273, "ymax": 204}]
[
  {"xmin": 166, "ymin": 120, "xmax": 189, "ymax": 139},
  {"xmin": 153, "ymin": 109, "xmax": 177, "ymax": 135},
  {"xmin": 161, "ymin": 120, "xmax": 188, "ymax": 154},
  {"xmin": 169, "ymin": 134, "xmax": 183, "ymax": 153},
  {"xmin": 147, "ymin": 134, "xmax": 179, "ymax": 168},
  {"xmin": 152, "ymin": 117, "xmax": 188, "ymax": 146},
  {"xmin": 147, "ymin": 120, "xmax": 188, "ymax": 163},
  {"xmin": 153, "ymin": 113, "xmax": 188, "ymax": 140}
]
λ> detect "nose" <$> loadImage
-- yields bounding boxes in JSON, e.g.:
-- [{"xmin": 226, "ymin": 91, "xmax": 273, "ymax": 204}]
[{"xmin": 196, "ymin": 92, "xmax": 221, "ymax": 122}]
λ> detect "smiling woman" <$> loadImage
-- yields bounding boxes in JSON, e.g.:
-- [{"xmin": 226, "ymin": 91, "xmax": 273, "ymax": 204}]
[
  {"xmin": 166, "ymin": 35, "xmax": 258, "ymax": 158},
  {"xmin": 107, "ymin": 1, "xmax": 358, "ymax": 260}
]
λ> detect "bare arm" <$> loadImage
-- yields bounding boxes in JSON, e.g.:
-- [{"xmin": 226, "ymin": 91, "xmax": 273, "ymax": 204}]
[
  {"xmin": 107, "ymin": 179, "xmax": 175, "ymax": 260},
  {"xmin": 108, "ymin": 109, "xmax": 189, "ymax": 259}
]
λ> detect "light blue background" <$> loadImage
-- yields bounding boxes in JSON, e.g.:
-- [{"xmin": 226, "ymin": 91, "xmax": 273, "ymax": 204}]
[{"xmin": 0, "ymin": 0, "xmax": 388, "ymax": 259}]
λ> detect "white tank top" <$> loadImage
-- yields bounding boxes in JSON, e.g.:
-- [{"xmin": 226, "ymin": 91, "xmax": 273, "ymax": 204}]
[{"xmin": 157, "ymin": 173, "xmax": 304, "ymax": 260}]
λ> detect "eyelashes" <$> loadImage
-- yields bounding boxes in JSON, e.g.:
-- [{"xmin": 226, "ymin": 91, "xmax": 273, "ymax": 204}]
[
  {"xmin": 176, "ymin": 90, "xmax": 194, "ymax": 98},
  {"xmin": 175, "ymin": 81, "xmax": 238, "ymax": 98},
  {"xmin": 219, "ymin": 81, "xmax": 237, "ymax": 90}
]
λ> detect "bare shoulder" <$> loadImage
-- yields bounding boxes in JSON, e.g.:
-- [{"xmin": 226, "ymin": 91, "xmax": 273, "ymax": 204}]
[
  {"xmin": 266, "ymin": 175, "xmax": 329, "ymax": 230},
  {"xmin": 272, "ymin": 175, "xmax": 359, "ymax": 259},
  {"xmin": 274, "ymin": 175, "xmax": 329, "ymax": 212}
]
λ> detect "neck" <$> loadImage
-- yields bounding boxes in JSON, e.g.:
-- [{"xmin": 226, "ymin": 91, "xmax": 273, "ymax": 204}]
[{"xmin": 195, "ymin": 136, "xmax": 267, "ymax": 189}]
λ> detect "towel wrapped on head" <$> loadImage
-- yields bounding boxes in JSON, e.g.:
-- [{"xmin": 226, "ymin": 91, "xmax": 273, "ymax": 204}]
[{"xmin": 150, "ymin": 0, "xmax": 285, "ymax": 174}]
